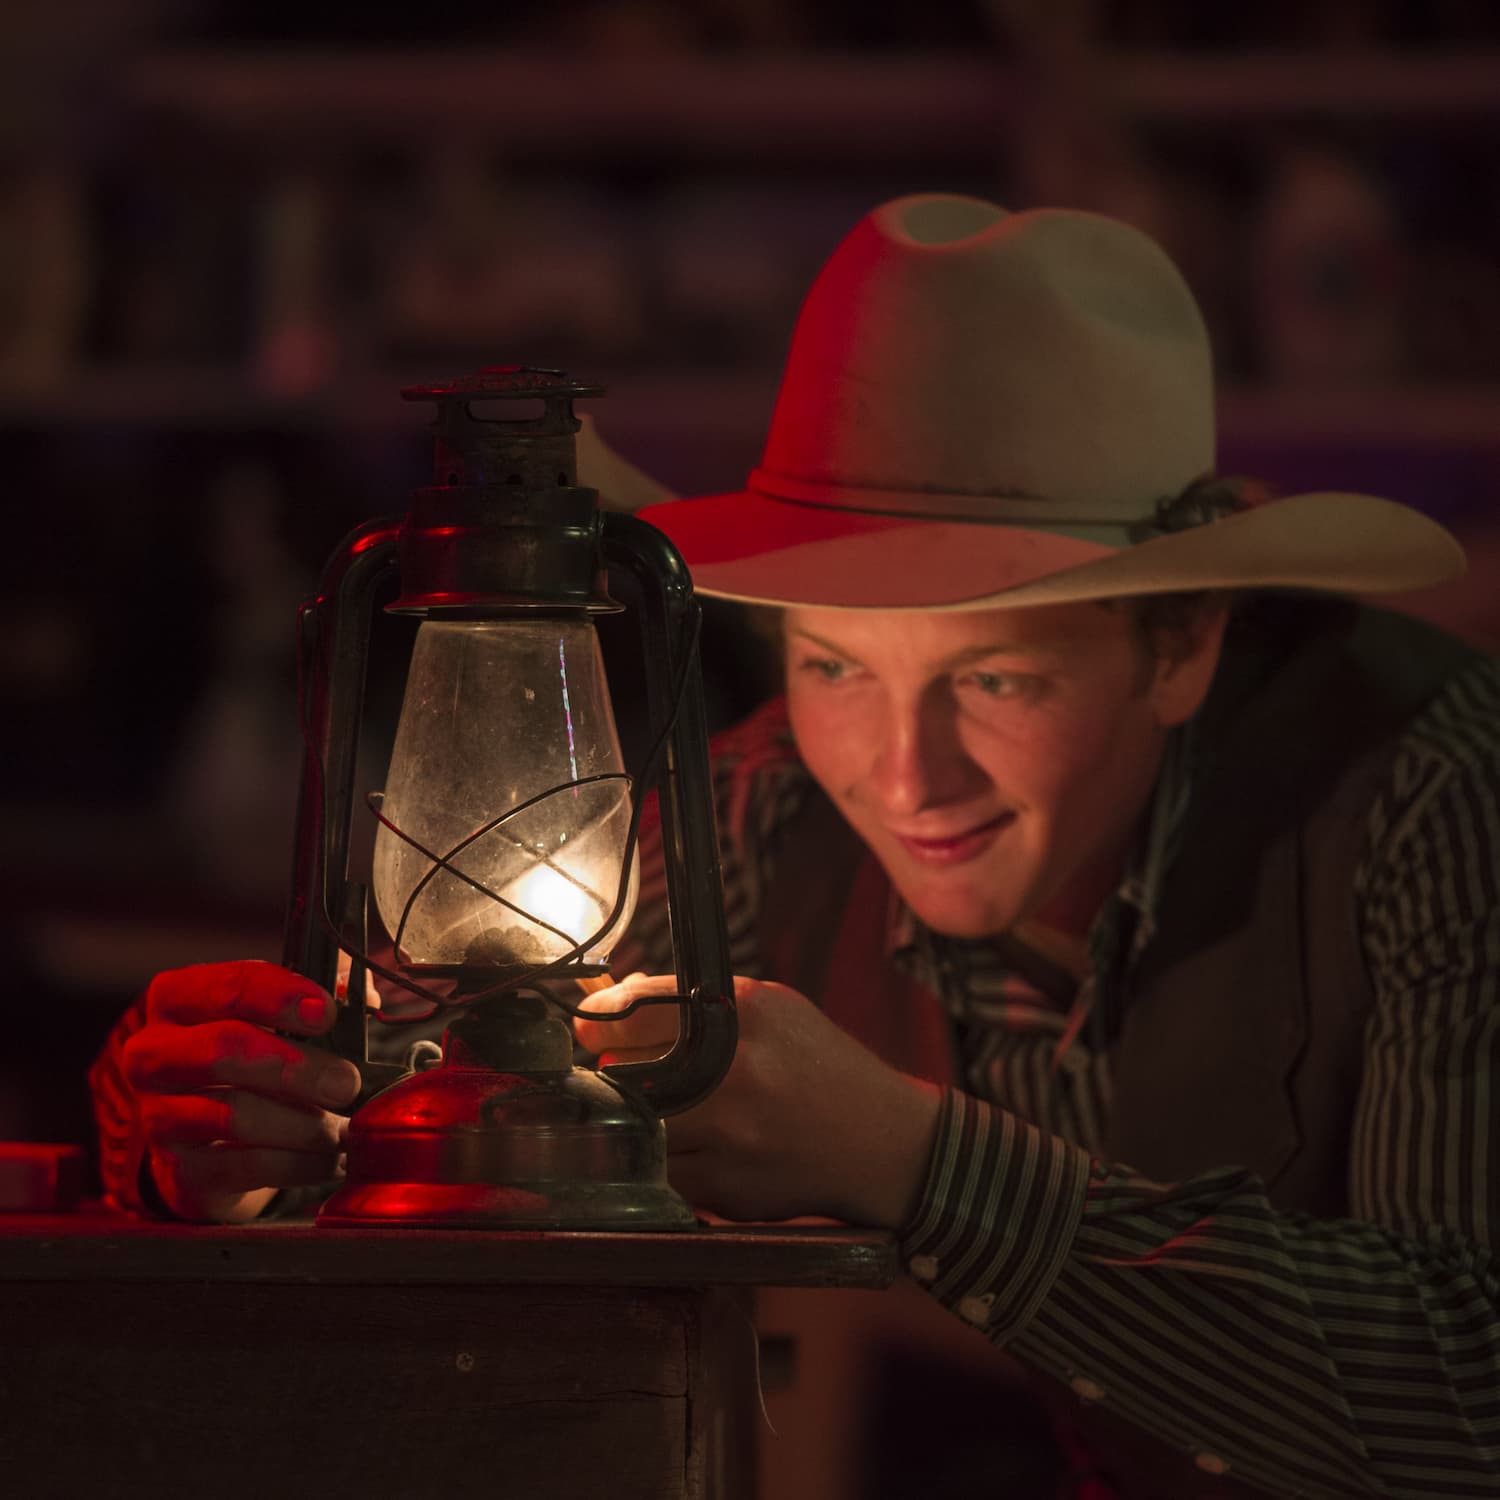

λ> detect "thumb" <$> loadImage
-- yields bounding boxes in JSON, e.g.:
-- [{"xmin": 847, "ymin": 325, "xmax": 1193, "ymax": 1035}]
[{"xmin": 574, "ymin": 973, "xmax": 680, "ymax": 1055}]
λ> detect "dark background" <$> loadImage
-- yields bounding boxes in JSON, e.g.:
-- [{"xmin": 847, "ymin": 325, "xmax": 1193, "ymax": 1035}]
[{"xmin": 3, "ymin": 5, "xmax": 1499, "ymax": 1496}]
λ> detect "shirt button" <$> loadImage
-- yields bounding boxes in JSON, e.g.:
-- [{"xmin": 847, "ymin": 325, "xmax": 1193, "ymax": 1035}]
[
  {"xmin": 1070, "ymin": 1376, "xmax": 1106, "ymax": 1403},
  {"xmin": 957, "ymin": 1293, "xmax": 994, "ymax": 1326},
  {"xmin": 908, "ymin": 1254, "xmax": 939, "ymax": 1283},
  {"xmin": 1194, "ymin": 1453, "xmax": 1230, "ymax": 1476}
]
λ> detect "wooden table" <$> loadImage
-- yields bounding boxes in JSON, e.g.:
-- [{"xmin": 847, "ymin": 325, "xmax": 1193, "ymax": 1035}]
[{"xmin": 0, "ymin": 1210, "xmax": 897, "ymax": 1500}]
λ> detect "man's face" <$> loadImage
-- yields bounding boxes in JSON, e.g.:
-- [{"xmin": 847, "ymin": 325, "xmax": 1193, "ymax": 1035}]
[{"xmin": 783, "ymin": 600, "xmax": 1220, "ymax": 940}]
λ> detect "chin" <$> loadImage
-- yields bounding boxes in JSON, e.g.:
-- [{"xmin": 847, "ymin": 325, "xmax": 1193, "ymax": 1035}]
[{"xmin": 896, "ymin": 877, "xmax": 1022, "ymax": 942}]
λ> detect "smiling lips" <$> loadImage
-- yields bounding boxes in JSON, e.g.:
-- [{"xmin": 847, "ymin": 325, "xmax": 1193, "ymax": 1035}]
[{"xmin": 892, "ymin": 811, "xmax": 1016, "ymax": 865}]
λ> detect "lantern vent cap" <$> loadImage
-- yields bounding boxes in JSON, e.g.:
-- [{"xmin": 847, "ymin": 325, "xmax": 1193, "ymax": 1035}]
[{"xmin": 401, "ymin": 366, "xmax": 606, "ymax": 403}]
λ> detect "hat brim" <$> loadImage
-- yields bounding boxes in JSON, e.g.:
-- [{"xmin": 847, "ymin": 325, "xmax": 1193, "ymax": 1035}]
[{"xmin": 641, "ymin": 489, "xmax": 1466, "ymax": 611}]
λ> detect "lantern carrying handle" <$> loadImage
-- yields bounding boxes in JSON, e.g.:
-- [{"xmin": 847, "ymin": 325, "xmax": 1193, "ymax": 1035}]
[
  {"xmin": 284, "ymin": 513, "xmax": 403, "ymax": 999},
  {"xmin": 593, "ymin": 512, "xmax": 739, "ymax": 1118},
  {"xmin": 282, "ymin": 412, "xmax": 739, "ymax": 1118}
]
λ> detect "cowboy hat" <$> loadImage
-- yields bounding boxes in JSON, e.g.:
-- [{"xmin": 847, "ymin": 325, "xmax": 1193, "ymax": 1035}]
[
  {"xmin": 624, "ymin": 194, "xmax": 1463, "ymax": 611},
  {"xmin": 576, "ymin": 412, "xmax": 676, "ymax": 513}
]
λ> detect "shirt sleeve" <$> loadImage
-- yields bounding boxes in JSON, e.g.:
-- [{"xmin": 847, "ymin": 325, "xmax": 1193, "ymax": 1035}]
[
  {"xmin": 89, "ymin": 996, "xmax": 153, "ymax": 1214},
  {"xmin": 901, "ymin": 674, "xmax": 1500, "ymax": 1500}
]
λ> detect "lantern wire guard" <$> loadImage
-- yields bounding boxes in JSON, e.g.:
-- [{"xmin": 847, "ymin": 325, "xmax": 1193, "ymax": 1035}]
[{"xmin": 283, "ymin": 368, "xmax": 737, "ymax": 1229}]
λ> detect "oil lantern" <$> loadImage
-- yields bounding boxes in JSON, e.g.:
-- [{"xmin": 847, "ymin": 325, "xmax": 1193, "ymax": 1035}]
[{"xmin": 283, "ymin": 367, "xmax": 737, "ymax": 1229}]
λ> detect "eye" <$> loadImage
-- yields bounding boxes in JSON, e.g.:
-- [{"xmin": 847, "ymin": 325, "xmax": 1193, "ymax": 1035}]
[
  {"xmin": 960, "ymin": 670, "xmax": 1039, "ymax": 701},
  {"xmin": 796, "ymin": 655, "xmax": 851, "ymax": 684}
]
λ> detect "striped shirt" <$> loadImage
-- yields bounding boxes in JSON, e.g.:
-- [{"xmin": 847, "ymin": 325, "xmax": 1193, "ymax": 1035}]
[{"xmin": 617, "ymin": 656, "xmax": 1500, "ymax": 1500}]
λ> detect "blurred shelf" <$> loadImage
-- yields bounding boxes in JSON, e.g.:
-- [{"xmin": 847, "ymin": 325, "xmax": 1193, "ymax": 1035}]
[
  {"xmin": 23, "ymin": 910, "xmax": 284, "ymax": 997},
  {"xmin": 1113, "ymin": 49, "xmax": 1500, "ymax": 121},
  {"xmin": 1216, "ymin": 386, "xmax": 1500, "ymax": 448},
  {"xmin": 0, "ymin": 367, "xmax": 439, "ymax": 431},
  {"xmin": 2, "ymin": 803, "xmax": 287, "ymax": 995},
  {"xmin": 125, "ymin": 50, "xmax": 1021, "ymax": 158},
  {"xmin": 4, "ymin": 367, "xmax": 1500, "ymax": 450},
  {"xmin": 0, "ymin": 367, "xmax": 777, "ymax": 441},
  {"xmin": 122, "ymin": 48, "xmax": 1500, "ymax": 153}
]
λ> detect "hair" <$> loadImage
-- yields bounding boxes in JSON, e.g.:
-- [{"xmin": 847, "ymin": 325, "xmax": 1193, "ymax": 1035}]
[
  {"xmin": 1111, "ymin": 590, "xmax": 1236, "ymax": 656},
  {"xmin": 743, "ymin": 602, "xmax": 784, "ymax": 644},
  {"xmin": 1105, "ymin": 471, "xmax": 1260, "ymax": 681},
  {"xmin": 1101, "ymin": 590, "xmax": 1238, "ymax": 695}
]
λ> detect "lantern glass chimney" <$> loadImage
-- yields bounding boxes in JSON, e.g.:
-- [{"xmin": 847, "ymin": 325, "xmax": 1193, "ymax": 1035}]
[{"xmin": 372, "ymin": 618, "xmax": 638, "ymax": 970}]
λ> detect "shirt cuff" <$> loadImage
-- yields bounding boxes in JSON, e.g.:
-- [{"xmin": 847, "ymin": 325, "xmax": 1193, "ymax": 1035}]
[{"xmin": 899, "ymin": 1087, "xmax": 1093, "ymax": 1342}]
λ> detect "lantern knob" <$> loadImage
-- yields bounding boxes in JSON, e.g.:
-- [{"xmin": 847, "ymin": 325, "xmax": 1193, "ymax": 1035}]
[{"xmin": 400, "ymin": 364, "xmax": 606, "ymax": 403}]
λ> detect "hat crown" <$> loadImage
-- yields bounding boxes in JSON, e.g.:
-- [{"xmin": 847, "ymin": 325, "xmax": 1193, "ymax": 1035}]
[{"xmin": 758, "ymin": 195, "xmax": 1216, "ymax": 518}]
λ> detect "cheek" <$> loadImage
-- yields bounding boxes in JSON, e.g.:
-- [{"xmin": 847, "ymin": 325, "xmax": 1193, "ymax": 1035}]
[
  {"xmin": 1024, "ymin": 703, "xmax": 1164, "ymax": 856},
  {"xmin": 965, "ymin": 698, "xmax": 1084, "ymax": 798},
  {"xmin": 984, "ymin": 693, "xmax": 1155, "ymax": 818},
  {"xmin": 786, "ymin": 685, "xmax": 876, "ymax": 790},
  {"xmin": 780, "ymin": 687, "xmax": 852, "ymax": 786}
]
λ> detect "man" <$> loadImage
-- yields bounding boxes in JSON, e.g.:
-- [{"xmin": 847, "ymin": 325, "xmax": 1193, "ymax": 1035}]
[{"xmin": 95, "ymin": 197, "xmax": 1499, "ymax": 1497}]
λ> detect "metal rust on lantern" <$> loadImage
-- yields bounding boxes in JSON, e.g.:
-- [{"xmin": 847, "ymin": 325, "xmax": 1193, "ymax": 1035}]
[{"xmin": 392, "ymin": 366, "xmax": 619, "ymax": 618}]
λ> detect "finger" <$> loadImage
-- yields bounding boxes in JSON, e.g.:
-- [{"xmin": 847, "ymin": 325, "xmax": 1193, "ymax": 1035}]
[
  {"xmin": 575, "ymin": 1008, "xmax": 680, "ymax": 1055},
  {"xmin": 123, "ymin": 1021, "xmax": 361, "ymax": 1111},
  {"xmin": 142, "ymin": 1089, "xmax": 348, "ymax": 1154},
  {"xmin": 145, "ymin": 961, "xmax": 336, "ymax": 1036},
  {"xmin": 575, "ymin": 974, "xmax": 682, "ymax": 1054},
  {"xmin": 579, "ymin": 972, "xmax": 680, "ymax": 1015},
  {"xmin": 165, "ymin": 1143, "xmax": 346, "ymax": 1196},
  {"xmin": 335, "ymin": 950, "xmax": 381, "ymax": 1010},
  {"xmin": 595, "ymin": 1045, "xmax": 674, "ymax": 1067}
]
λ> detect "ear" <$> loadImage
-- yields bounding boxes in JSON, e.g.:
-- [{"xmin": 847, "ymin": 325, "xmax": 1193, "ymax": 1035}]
[{"xmin": 1147, "ymin": 601, "xmax": 1230, "ymax": 728}]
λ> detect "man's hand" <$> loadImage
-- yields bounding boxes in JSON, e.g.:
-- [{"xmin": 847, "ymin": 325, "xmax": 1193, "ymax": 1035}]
[
  {"xmin": 574, "ymin": 975, "xmax": 943, "ymax": 1229},
  {"xmin": 120, "ymin": 960, "xmax": 363, "ymax": 1224}
]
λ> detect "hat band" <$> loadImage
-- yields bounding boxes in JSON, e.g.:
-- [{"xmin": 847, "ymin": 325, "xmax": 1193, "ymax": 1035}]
[{"xmin": 747, "ymin": 465, "xmax": 1196, "ymax": 547}]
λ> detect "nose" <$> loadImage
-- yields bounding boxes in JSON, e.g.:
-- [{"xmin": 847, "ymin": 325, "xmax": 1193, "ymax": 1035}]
[{"xmin": 867, "ymin": 682, "xmax": 987, "ymax": 817}]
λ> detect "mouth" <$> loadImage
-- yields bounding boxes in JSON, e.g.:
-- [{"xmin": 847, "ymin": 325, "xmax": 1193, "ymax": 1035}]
[{"xmin": 891, "ymin": 811, "xmax": 1015, "ymax": 866}]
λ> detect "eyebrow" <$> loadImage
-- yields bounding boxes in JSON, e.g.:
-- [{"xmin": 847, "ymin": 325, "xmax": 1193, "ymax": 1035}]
[
  {"xmin": 940, "ymin": 642, "xmax": 1059, "ymax": 668},
  {"xmin": 788, "ymin": 628, "xmax": 1060, "ymax": 671},
  {"xmin": 786, "ymin": 628, "xmax": 865, "ymax": 663}
]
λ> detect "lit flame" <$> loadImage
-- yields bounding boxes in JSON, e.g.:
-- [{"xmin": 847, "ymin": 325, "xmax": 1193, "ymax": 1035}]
[{"xmin": 505, "ymin": 861, "xmax": 607, "ymax": 947}]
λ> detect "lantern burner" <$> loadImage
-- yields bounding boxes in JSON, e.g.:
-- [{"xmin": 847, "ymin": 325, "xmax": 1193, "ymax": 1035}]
[{"xmin": 364, "ymin": 776, "xmax": 627, "ymax": 985}]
